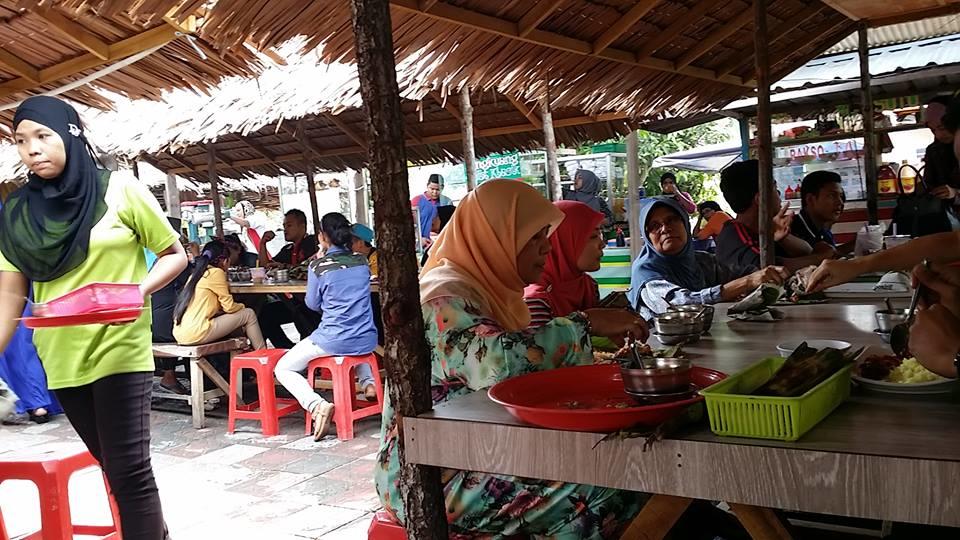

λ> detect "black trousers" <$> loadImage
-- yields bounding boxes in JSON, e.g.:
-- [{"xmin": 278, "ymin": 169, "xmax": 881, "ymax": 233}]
[
  {"xmin": 259, "ymin": 299, "xmax": 320, "ymax": 349},
  {"xmin": 55, "ymin": 372, "xmax": 166, "ymax": 540}
]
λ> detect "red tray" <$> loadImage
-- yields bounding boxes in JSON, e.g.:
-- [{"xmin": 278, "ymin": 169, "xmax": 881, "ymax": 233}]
[
  {"xmin": 488, "ymin": 364, "xmax": 726, "ymax": 433},
  {"xmin": 20, "ymin": 308, "xmax": 145, "ymax": 329}
]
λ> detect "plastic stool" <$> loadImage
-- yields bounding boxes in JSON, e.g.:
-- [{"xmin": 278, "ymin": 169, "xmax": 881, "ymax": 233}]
[
  {"xmin": 368, "ymin": 510, "xmax": 407, "ymax": 540},
  {"xmin": 228, "ymin": 348, "xmax": 301, "ymax": 436},
  {"xmin": 304, "ymin": 353, "xmax": 383, "ymax": 440},
  {"xmin": 0, "ymin": 444, "xmax": 120, "ymax": 540}
]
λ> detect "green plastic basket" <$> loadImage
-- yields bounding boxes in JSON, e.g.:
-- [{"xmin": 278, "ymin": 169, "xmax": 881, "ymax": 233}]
[{"xmin": 700, "ymin": 357, "xmax": 852, "ymax": 441}]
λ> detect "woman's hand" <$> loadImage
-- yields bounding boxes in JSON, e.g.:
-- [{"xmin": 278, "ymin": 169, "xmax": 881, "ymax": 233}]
[
  {"xmin": 912, "ymin": 262, "xmax": 960, "ymax": 316},
  {"xmin": 806, "ymin": 258, "xmax": 864, "ymax": 292},
  {"xmin": 747, "ymin": 266, "xmax": 789, "ymax": 289},
  {"xmin": 583, "ymin": 308, "xmax": 649, "ymax": 346},
  {"xmin": 909, "ymin": 304, "xmax": 960, "ymax": 378},
  {"xmin": 772, "ymin": 203, "xmax": 795, "ymax": 242}
]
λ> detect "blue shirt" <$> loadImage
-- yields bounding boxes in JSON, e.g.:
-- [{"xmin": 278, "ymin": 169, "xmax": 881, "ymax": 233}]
[{"xmin": 305, "ymin": 246, "xmax": 378, "ymax": 355}]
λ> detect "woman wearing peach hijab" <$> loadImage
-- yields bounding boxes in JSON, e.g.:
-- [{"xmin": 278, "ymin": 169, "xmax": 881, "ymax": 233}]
[{"xmin": 374, "ymin": 180, "xmax": 649, "ymax": 538}]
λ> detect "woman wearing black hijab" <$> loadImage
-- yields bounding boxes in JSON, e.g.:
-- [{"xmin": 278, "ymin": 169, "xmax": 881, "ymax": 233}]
[{"xmin": 0, "ymin": 96, "xmax": 186, "ymax": 539}]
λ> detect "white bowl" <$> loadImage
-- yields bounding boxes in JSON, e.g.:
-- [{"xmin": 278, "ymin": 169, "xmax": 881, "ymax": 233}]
[{"xmin": 776, "ymin": 340, "xmax": 851, "ymax": 358}]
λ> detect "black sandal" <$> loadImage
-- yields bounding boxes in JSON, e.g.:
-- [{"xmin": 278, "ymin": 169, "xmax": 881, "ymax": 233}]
[{"xmin": 28, "ymin": 409, "xmax": 50, "ymax": 424}]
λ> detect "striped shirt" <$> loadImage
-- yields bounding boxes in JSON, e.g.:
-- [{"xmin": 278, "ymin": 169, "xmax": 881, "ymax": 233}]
[
  {"xmin": 716, "ymin": 220, "xmax": 785, "ymax": 271},
  {"xmin": 525, "ymin": 297, "xmax": 555, "ymax": 330}
]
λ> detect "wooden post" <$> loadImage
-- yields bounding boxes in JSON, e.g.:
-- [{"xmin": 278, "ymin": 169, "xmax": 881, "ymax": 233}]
[
  {"xmin": 542, "ymin": 92, "xmax": 562, "ymax": 201},
  {"xmin": 305, "ymin": 162, "xmax": 321, "ymax": 233},
  {"xmin": 626, "ymin": 130, "xmax": 641, "ymax": 260},
  {"xmin": 738, "ymin": 116, "xmax": 751, "ymax": 160},
  {"xmin": 207, "ymin": 145, "xmax": 224, "ymax": 238},
  {"xmin": 859, "ymin": 23, "xmax": 879, "ymax": 225},
  {"xmin": 753, "ymin": 0, "xmax": 775, "ymax": 268},
  {"xmin": 165, "ymin": 173, "xmax": 181, "ymax": 219},
  {"xmin": 353, "ymin": 169, "xmax": 369, "ymax": 225},
  {"xmin": 459, "ymin": 87, "xmax": 477, "ymax": 191},
  {"xmin": 347, "ymin": 1, "xmax": 448, "ymax": 539}
]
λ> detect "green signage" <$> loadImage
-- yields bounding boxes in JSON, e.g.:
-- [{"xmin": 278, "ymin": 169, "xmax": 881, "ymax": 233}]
[{"xmin": 476, "ymin": 152, "xmax": 521, "ymax": 182}]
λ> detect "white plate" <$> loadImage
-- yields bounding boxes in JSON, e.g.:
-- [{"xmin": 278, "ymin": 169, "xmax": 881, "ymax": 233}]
[
  {"xmin": 824, "ymin": 282, "xmax": 912, "ymax": 299},
  {"xmin": 776, "ymin": 340, "xmax": 851, "ymax": 358},
  {"xmin": 851, "ymin": 374, "xmax": 959, "ymax": 395}
]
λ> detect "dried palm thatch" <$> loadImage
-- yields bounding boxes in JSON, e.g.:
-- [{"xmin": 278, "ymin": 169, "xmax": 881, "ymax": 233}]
[
  {"xmin": 49, "ymin": 0, "xmax": 857, "ymax": 123},
  {"xmin": 68, "ymin": 41, "xmax": 634, "ymax": 181},
  {"xmin": 0, "ymin": 1, "xmax": 260, "ymax": 129}
]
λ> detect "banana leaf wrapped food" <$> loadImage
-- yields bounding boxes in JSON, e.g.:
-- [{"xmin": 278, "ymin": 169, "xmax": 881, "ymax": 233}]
[{"xmin": 752, "ymin": 342, "xmax": 862, "ymax": 397}]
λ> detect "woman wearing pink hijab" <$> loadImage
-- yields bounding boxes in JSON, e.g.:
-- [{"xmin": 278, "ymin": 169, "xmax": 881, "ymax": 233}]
[{"xmin": 524, "ymin": 201, "xmax": 606, "ymax": 328}]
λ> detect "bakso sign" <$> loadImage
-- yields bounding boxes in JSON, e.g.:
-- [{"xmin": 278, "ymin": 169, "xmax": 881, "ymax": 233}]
[{"xmin": 476, "ymin": 152, "xmax": 521, "ymax": 181}]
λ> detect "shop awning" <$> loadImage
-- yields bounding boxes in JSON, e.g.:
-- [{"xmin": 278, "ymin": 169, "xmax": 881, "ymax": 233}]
[{"xmin": 651, "ymin": 142, "xmax": 742, "ymax": 173}]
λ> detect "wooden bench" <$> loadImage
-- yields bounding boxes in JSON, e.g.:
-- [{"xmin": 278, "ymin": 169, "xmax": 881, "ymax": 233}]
[{"xmin": 152, "ymin": 338, "xmax": 249, "ymax": 428}]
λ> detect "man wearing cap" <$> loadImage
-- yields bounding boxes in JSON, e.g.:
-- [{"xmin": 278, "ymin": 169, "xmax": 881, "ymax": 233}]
[{"xmin": 351, "ymin": 223, "xmax": 378, "ymax": 277}]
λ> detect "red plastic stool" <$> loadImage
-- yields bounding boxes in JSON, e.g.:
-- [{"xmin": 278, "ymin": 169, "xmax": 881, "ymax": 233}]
[
  {"xmin": 228, "ymin": 348, "xmax": 301, "ymax": 436},
  {"xmin": 0, "ymin": 444, "xmax": 121, "ymax": 540},
  {"xmin": 304, "ymin": 353, "xmax": 384, "ymax": 440},
  {"xmin": 368, "ymin": 510, "xmax": 407, "ymax": 540}
]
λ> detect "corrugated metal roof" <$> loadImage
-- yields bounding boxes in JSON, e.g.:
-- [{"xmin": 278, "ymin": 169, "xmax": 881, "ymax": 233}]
[
  {"xmin": 826, "ymin": 15, "xmax": 960, "ymax": 53},
  {"xmin": 773, "ymin": 33, "xmax": 960, "ymax": 92}
]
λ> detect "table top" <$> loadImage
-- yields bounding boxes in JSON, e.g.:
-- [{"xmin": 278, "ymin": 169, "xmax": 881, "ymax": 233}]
[
  {"xmin": 404, "ymin": 302, "xmax": 960, "ymax": 526},
  {"xmin": 229, "ymin": 280, "xmax": 380, "ymax": 294}
]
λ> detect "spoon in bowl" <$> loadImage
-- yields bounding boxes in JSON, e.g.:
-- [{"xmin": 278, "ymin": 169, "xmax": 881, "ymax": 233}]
[{"xmin": 889, "ymin": 260, "xmax": 929, "ymax": 358}]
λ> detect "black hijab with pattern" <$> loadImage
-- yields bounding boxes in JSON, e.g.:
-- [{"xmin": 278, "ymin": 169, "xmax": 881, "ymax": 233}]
[{"xmin": 0, "ymin": 96, "xmax": 107, "ymax": 282}]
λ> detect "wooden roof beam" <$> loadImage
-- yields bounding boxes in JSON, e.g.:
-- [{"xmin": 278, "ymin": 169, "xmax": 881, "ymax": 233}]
[
  {"xmin": 715, "ymin": 4, "xmax": 827, "ymax": 77},
  {"xmin": 419, "ymin": 0, "xmax": 440, "ymax": 11},
  {"xmin": 34, "ymin": 8, "xmax": 110, "ymax": 61},
  {"xmin": 430, "ymin": 91, "xmax": 462, "ymax": 121},
  {"xmin": 868, "ymin": 4, "xmax": 960, "ymax": 27},
  {"xmin": 283, "ymin": 122, "xmax": 327, "ymax": 158},
  {"xmin": 389, "ymin": 0, "xmax": 750, "ymax": 87},
  {"xmin": 0, "ymin": 23, "xmax": 179, "ymax": 100},
  {"xmin": 676, "ymin": 8, "xmax": 752, "ymax": 70},
  {"xmin": 234, "ymin": 133, "xmax": 277, "ymax": 161},
  {"xmin": 518, "ymin": 0, "xmax": 565, "ymax": 38},
  {"xmin": 164, "ymin": 112, "xmax": 631, "ymax": 174},
  {"xmin": 0, "ymin": 49, "xmax": 40, "ymax": 83},
  {"xmin": 592, "ymin": 0, "xmax": 662, "ymax": 53},
  {"xmin": 634, "ymin": 0, "xmax": 725, "ymax": 59},
  {"xmin": 505, "ymin": 94, "xmax": 543, "ymax": 129},
  {"xmin": 162, "ymin": 151, "xmax": 196, "ymax": 171},
  {"xmin": 325, "ymin": 113, "xmax": 369, "ymax": 149}
]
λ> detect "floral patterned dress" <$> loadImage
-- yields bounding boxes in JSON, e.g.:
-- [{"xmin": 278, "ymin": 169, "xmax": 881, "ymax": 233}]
[{"xmin": 374, "ymin": 297, "xmax": 644, "ymax": 539}]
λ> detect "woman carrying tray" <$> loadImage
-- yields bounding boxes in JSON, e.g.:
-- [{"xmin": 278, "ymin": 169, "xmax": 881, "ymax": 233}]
[{"xmin": 0, "ymin": 97, "xmax": 186, "ymax": 539}]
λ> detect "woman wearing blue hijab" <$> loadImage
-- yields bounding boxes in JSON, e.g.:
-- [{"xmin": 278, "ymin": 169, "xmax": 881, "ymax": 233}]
[{"xmin": 629, "ymin": 198, "xmax": 787, "ymax": 320}]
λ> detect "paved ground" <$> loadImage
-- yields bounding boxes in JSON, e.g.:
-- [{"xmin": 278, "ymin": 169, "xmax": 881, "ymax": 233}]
[{"xmin": 0, "ymin": 404, "xmax": 382, "ymax": 539}]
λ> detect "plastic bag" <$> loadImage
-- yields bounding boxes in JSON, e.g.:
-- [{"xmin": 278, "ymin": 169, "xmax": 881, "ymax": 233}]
[
  {"xmin": 0, "ymin": 377, "xmax": 17, "ymax": 422},
  {"xmin": 855, "ymin": 224, "xmax": 884, "ymax": 256}
]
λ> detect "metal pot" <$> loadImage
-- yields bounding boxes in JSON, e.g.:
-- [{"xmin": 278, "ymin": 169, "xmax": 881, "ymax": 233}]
[
  {"xmin": 653, "ymin": 312, "xmax": 702, "ymax": 335},
  {"xmin": 653, "ymin": 332, "xmax": 700, "ymax": 346},
  {"xmin": 668, "ymin": 304, "xmax": 714, "ymax": 333},
  {"xmin": 273, "ymin": 269, "xmax": 290, "ymax": 283},
  {"xmin": 875, "ymin": 309, "xmax": 908, "ymax": 332},
  {"xmin": 620, "ymin": 358, "xmax": 692, "ymax": 394}
]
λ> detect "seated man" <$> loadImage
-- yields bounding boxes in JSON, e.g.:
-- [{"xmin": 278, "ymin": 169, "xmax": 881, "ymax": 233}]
[
  {"xmin": 791, "ymin": 171, "xmax": 854, "ymax": 257},
  {"xmin": 351, "ymin": 223, "xmax": 378, "ymax": 277},
  {"xmin": 224, "ymin": 233, "xmax": 259, "ymax": 267},
  {"xmin": 693, "ymin": 201, "xmax": 731, "ymax": 242},
  {"xmin": 716, "ymin": 160, "xmax": 833, "ymax": 272},
  {"xmin": 258, "ymin": 209, "xmax": 322, "ymax": 348}
]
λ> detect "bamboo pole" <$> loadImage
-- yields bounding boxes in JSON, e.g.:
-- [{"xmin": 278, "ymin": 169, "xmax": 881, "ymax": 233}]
[
  {"xmin": 626, "ymin": 130, "xmax": 641, "ymax": 260},
  {"xmin": 305, "ymin": 161, "xmax": 321, "ymax": 232},
  {"xmin": 347, "ymin": 1, "xmax": 448, "ymax": 538},
  {"xmin": 542, "ymin": 92, "xmax": 562, "ymax": 201},
  {"xmin": 207, "ymin": 145, "xmax": 224, "ymax": 238},
  {"xmin": 859, "ymin": 24, "xmax": 879, "ymax": 225},
  {"xmin": 753, "ymin": 0, "xmax": 774, "ymax": 267},
  {"xmin": 165, "ymin": 173, "xmax": 181, "ymax": 220},
  {"xmin": 353, "ymin": 170, "xmax": 369, "ymax": 225},
  {"xmin": 459, "ymin": 87, "xmax": 477, "ymax": 191}
]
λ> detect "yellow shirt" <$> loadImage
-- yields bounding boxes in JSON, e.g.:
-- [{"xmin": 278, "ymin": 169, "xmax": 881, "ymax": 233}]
[
  {"xmin": 0, "ymin": 171, "xmax": 178, "ymax": 389},
  {"xmin": 172, "ymin": 267, "xmax": 245, "ymax": 344},
  {"xmin": 368, "ymin": 249, "xmax": 379, "ymax": 276}
]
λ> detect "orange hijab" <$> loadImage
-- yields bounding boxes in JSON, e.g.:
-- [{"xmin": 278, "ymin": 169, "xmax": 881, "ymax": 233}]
[{"xmin": 420, "ymin": 180, "xmax": 564, "ymax": 332}]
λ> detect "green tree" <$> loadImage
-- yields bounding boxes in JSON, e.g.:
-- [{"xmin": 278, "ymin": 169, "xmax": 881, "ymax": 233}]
[{"xmin": 634, "ymin": 121, "xmax": 732, "ymax": 205}]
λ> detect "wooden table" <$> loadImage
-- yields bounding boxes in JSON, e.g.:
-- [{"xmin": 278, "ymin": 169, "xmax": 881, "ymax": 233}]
[
  {"xmin": 228, "ymin": 280, "xmax": 379, "ymax": 295},
  {"xmin": 404, "ymin": 303, "xmax": 960, "ymax": 530}
]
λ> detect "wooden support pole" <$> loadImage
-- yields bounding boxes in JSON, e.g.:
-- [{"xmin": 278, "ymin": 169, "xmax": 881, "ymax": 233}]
[
  {"xmin": 459, "ymin": 87, "xmax": 478, "ymax": 191},
  {"xmin": 754, "ymin": 0, "xmax": 774, "ymax": 268},
  {"xmin": 542, "ymin": 93, "xmax": 562, "ymax": 202},
  {"xmin": 859, "ymin": 24, "xmax": 879, "ymax": 225},
  {"xmin": 352, "ymin": 170, "xmax": 369, "ymax": 225},
  {"xmin": 207, "ymin": 145, "xmax": 224, "ymax": 238},
  {"xmin": 165, "ymin": 173, "xmax": 181, "ymax": 219},
  {"xmin": 305, "ymin": 161, "xmax": 321, "ymax": 232},
  {"xmin": 626, "ymin": 130, "xmax": 641, "ymax": 260},
  {"xmin": 347, "ymin": 1, "xmax": 448, "ymax": 539}
]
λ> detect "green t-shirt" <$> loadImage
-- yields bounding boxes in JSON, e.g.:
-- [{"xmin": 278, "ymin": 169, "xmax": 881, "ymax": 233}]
[{"xmin": 0, "ymin": 171, "xmax": 178, "ymax": 388}]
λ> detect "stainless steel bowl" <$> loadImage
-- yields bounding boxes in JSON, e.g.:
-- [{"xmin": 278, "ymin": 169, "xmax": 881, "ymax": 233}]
[
  {"xmin": 620, "ymin": 358, "xmax": 692, "ymax": 394},
  {"xmin": 875, "ymin": 309, "xmax": 908, "ymax": 332},
  {"xmin": 273, "ymin": 269, "xmax": 290, "ymax": 283},
  {"xmin": 653, "ymin": 332, "xmax": 701, "ymax": 346},
  {"xmin": 668, "ymin": 304, "xmax": 714, "ymax": 333},
  {"xmin": 653, "ymin": 312, "xmax": 702, "ymax": 335}
]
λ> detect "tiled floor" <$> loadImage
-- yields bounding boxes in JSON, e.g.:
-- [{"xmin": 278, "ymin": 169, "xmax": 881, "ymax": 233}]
[{"xmin": 0, "ymin": 406, "xmax": 383, "ymax": 539}]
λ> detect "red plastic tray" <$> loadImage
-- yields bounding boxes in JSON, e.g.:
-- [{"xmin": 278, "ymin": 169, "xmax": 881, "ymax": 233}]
[
  {"xmin": 20, "ymin": 308, "xmax": 145, "ymax": 329},
  {"xmin": 38, "ymin": 283, "xmax": 142, "ymax": 316},
  {"xmin": 488, "ymin": 364, "xmax": 726, "ymax": 433}
]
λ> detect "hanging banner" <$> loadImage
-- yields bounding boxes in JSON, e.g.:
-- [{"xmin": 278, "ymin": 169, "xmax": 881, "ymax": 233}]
[{"xmin": 476, "ymin": 152, "xmax": 522, "ymax": 182}]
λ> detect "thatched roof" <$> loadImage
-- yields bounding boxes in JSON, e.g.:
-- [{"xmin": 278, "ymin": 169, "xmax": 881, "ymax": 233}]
[
  {"xmin": 72, "ymin": 42, "xmax": 634, "ymax": 181},
  {"xmin": 55, "ymin": 0, "xmax": 857, "ymax": 123},
  {"xmin": 0, "ymin": 1, "xmax": 260, "ymax": 129}
]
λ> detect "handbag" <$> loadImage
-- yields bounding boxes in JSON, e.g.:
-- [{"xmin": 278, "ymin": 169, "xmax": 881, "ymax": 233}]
[{"xmin": 888, "ymin": 164, "xmax": 955, "ymax": 237}]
